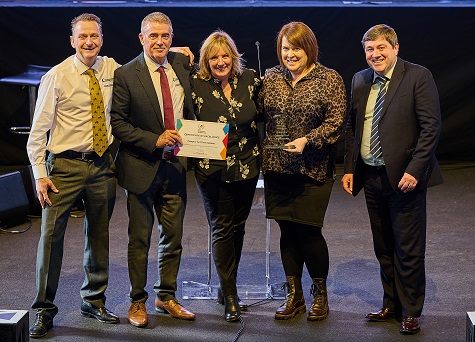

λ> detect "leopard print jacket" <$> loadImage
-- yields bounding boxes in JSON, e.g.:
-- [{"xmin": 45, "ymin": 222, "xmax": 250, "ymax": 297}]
[{"xmin": 258, "ymin": 63, "xmax": 347, "ymax": 182}]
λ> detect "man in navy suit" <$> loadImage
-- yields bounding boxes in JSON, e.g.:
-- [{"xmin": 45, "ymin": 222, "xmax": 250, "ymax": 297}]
[
  {"xmin": 342, "ymin": 24, "xmax": 443, "ymax": 335},
  {"xmin": 110, "ymin": 12, "xmax": 196, "ymax": 327}
]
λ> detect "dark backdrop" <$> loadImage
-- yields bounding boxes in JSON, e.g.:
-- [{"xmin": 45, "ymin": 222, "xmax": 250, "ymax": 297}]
[{"xmin": 1, "ymin": 5, "xmax": 474, "ymax": 165}]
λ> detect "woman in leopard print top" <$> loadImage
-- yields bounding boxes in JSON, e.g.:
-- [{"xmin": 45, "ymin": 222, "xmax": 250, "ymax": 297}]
[{"xmin": 258, "ymin": 22, "xmax": 346, "ymax": 322}]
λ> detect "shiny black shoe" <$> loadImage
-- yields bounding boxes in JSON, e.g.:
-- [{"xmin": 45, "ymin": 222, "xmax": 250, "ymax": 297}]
[
  {"xmin": 365, "ymin": 307, "xmax": 396, "ymax": 322},
  {"xmin": 224, "ymin": 295, "xmax": 241, "ymax": 322},
  {"xmin": 80, "ymin": 300, "xmax": 120, "ymax": 324},
  {"xmin": 29, "ymin": 313, "xmax": 53, "ymax": 338},
  {"xmin": 217, "ymin": 288, "xmax": 247, "ymax": 311}
]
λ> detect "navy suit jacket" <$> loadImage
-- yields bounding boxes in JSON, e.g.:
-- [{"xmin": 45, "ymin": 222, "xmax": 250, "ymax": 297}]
[
  {"xmin": 344, "ymin": 58, "xmax": 443, "ymax": 195},
  {"xmin": 110, "ymin": 52, "xmax": 195, "ymax": 194}
]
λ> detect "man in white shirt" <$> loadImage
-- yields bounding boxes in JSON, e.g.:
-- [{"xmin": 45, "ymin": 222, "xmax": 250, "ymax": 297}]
[
  {"xmin": 26, "ymin": 13, "xmax": 120, "ymax": 338},
  {"xmin": 26, "ymin": 12, "xmax": 195, "ymax": 339}
]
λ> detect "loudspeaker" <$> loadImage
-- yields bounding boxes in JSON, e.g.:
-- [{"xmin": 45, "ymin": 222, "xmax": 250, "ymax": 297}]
[
  {"xmin": 0, "ymin": 310, "xmax": 29, "ymax": 342},
  {"xmin": 16, "ymin": 165, "xmax": 42, "ymax": 216},
  {"xmin": 467, "ymin": 312, "xmax": 475, "ymax": 342},
  {"xmin": 0, "ymin": 171, "xmax": 29, "ymax": 228},
  {"xmin": 0, "ymin": 166, "xmax": 41, "ymax": 217}
]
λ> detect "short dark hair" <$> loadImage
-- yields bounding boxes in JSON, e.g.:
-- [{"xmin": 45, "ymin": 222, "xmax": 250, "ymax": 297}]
[{"xmin": 361, "ymin": 24, "xmax": 398, "ymax": 48}]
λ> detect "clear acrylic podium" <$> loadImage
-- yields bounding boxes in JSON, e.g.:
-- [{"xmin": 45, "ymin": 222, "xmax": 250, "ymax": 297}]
[{"xmin": 182, "ymin": 173, "xmax": 286, "ymax": 300}]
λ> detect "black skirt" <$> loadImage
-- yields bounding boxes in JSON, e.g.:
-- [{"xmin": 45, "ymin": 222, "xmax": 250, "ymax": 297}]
[{"xmin": 264, "ymin": 171, "xmax": 334, "ymax": 227}]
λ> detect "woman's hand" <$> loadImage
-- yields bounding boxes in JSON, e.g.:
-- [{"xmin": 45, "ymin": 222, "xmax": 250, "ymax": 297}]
[
  {"xmin": 284, "ymin": 137, "xmax": 308, "ymax": 154},
  {"xmin": 169, "ymin": 46, "xmax": 194, "ymax": 65}
]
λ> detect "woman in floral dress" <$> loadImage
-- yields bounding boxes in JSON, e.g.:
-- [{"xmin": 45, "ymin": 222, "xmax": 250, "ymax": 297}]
[{"xmin": 191, "ymin": 30, "xmax": 261, "ymax": 322}]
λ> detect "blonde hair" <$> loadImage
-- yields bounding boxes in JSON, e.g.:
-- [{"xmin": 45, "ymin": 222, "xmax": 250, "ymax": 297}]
[{"xmin": 198, "ymin": 30, "xmax": 244, "ymax": 80}]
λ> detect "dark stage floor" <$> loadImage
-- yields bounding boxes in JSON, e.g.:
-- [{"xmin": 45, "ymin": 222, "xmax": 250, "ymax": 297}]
[{"xmin": 0, "ymin": 162, "xmax": 474, "ymax": 342}]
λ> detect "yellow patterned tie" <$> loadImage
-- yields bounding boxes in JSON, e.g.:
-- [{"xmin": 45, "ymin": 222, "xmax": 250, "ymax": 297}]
[{"xmin": 86, "ymin": 69, "xmax": 108, "ymax": 157}]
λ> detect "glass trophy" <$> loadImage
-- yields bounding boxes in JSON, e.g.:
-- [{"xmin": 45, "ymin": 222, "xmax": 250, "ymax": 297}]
[{"xmin": 265, "ymin": 114, "xmax": 296, "ymax": 150}]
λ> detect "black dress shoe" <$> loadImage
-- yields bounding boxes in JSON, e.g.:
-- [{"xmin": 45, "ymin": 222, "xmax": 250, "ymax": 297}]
[
  {"xmin": 224, "ymin": 295, "xmax": 241, "ymax": 322},
  {"xmin": 29, "ymin": 313, "xmax": 53, "ymax": 338},
  {"xmin": 217, "ymin": 288, "xmax": 247, "ymax": 311},
  {"xmin": 365, "ymin": 307, "xmax": 396, "ymax": 322},
  {"xmin": 400, "ymin": 316, "xmax": 421, "ymax": 334},
  {"xmin": 80, "ymin": 300, "xmax": 120, "ymax": 324}
]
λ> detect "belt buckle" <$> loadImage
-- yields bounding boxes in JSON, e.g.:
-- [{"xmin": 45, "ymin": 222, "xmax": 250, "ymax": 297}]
[{"xmin": 81, "ymin": 152, "xmax": 89, "ymax": 161}]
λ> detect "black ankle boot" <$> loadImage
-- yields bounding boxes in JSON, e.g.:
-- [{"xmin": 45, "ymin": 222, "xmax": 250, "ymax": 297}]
[
  {"xmin": 224, "ymin": 295, "xmax": 241, "ymax": 322},
  {"xmin": 217, "ymin": 287, "xmax": 247, "ymax": 311}
]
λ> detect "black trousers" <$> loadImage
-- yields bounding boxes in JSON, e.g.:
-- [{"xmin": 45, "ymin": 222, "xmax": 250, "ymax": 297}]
[
  {"xmin": 195, "ymin": 173, "xmax": 258, "ymax": 296},
  {"xmin": 363, "ymin": 165, "xmax": 427, "ymax": 317}
]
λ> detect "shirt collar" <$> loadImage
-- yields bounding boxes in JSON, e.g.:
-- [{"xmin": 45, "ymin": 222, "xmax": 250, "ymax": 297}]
[
  {"xmin": 144, "ymin": 53, "xmax": 170, "ymax": 72},
  {"xmin": 373, "ymin": 59, "xmax": 397, "ymax": 83},
  {"xmin": 74, "ymin": 55, "xmax": 101, "ymax": 75}
]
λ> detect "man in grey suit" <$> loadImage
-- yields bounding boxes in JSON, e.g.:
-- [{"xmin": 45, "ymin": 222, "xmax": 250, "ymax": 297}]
[
  {"xmin": 110, "ymin": 12, "xmax": 196, "ymax": 327},
  {"xmin": 342, "ymin": 24, "xmax": 443, "ymax": 335}
]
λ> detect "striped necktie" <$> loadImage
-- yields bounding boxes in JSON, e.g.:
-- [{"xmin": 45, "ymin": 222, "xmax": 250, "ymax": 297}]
[
  {"xmin": 86, "ymin": 69, "xmax": 108, "ymax": 156},
  {"xmin": 369, "ymin": 76, "xmax": 389, "ymax": 160}
]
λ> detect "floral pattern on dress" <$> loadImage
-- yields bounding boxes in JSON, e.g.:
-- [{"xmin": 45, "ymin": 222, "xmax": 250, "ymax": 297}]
[
  {"xmin": 199, "ymin": 158, "xmax": 210, "ymax": 169},
  {"xmin": 226, "ymin": 155, "xmax": 236, "ymax": 170},
  {"xmin": 191, "ymin": 69, "xmax": 262, "ymax": 182},
  {"xmin": 253, "ymin": 145, "xmax": 259, "ymax": 156},
  {"xmin": 239, "ymin": 137, "xmax": 247, "ymax": 151},
  {"xmin": 191, "ymin": 92, "xmax": 204, "ymax": 113},
  {"xmin": 239, "ymin": 161, "xmax": 250, "ymax": 179}
]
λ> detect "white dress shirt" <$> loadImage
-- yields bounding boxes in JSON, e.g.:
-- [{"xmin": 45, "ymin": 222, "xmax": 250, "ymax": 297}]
[
  {"xmin": 143, "ymin": 53, "xmax": 185, "ymax": 125},
  {"xmin": 27, "ymin": 55, "xmax": 120, "ymax": 179}
]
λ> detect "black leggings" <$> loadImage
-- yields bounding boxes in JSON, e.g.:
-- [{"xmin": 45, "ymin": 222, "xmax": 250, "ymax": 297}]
[{"xmin": 277, "ymin": 220, "xmax": 329, "ymax": 279}]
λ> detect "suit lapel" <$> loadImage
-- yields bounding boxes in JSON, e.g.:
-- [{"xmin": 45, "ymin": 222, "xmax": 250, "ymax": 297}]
[
  {"xmin": 355, "ymin": 69, "xmax": 374, "ymax": 135},
  {"xmin": 168, "ymin": 52, "xmax": 186, "ymax": 90},
  {"xmin": 168, "ymin": 52, "xmax": 195, "ymax": 121},
  {"xmin": 381, "ymin": 58, "xmax": 405, "ymax": 117},
  {"xmin": 135, "ymin": 53, "xmax": 166, "ymax": 131},
  {"xmin": 360, "ymin": 69, "xmax": 373, "ymax": 113}
]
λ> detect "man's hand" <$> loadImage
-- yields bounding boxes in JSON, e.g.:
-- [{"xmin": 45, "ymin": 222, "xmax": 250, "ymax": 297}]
[
  {"xmin": 169, "ymin": 46, "xmax": 194, "ymax": 65},
  {"xmin": 156, "ymin": 129, "xmax": 183, "ymax": 149},
  {"xmin": 398, "ymin": 172, "xmax": 418, "ymax": 193},
  {"xmin": 341, "ymin": 173, "xmax": 353, "ymax": 195},
  {"xmin": 36, "ymin": 177, "xmax": 59, "ymax": 209}
]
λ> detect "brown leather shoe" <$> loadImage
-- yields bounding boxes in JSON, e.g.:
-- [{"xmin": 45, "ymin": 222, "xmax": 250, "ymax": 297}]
[
  {"xmin": 400, "ymin": 316, "xmax": 421, "ymax": 334},
  {"xmin": 307, "ymin": 278, "xmax": 329, "ymax": 321},
  {"xmin": 155, "ymin": 298, "xmax": 196, "ymax": 320},
  {"xmin": 128, "ymin": 302, "xmax": 148, "ymax": 327},
  {"xmin": 365, "ymin": 307, "xmax": 396, "ymax": 322}
]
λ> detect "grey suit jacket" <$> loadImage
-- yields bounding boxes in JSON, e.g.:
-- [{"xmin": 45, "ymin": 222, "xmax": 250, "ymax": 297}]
[
  {"xmin": 344, "ymin": 58, "xmax": 443, "ymax": 195},
  {"xmin": 110, "ymin": 52, "xmax": 195, "ymax": 194}
]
